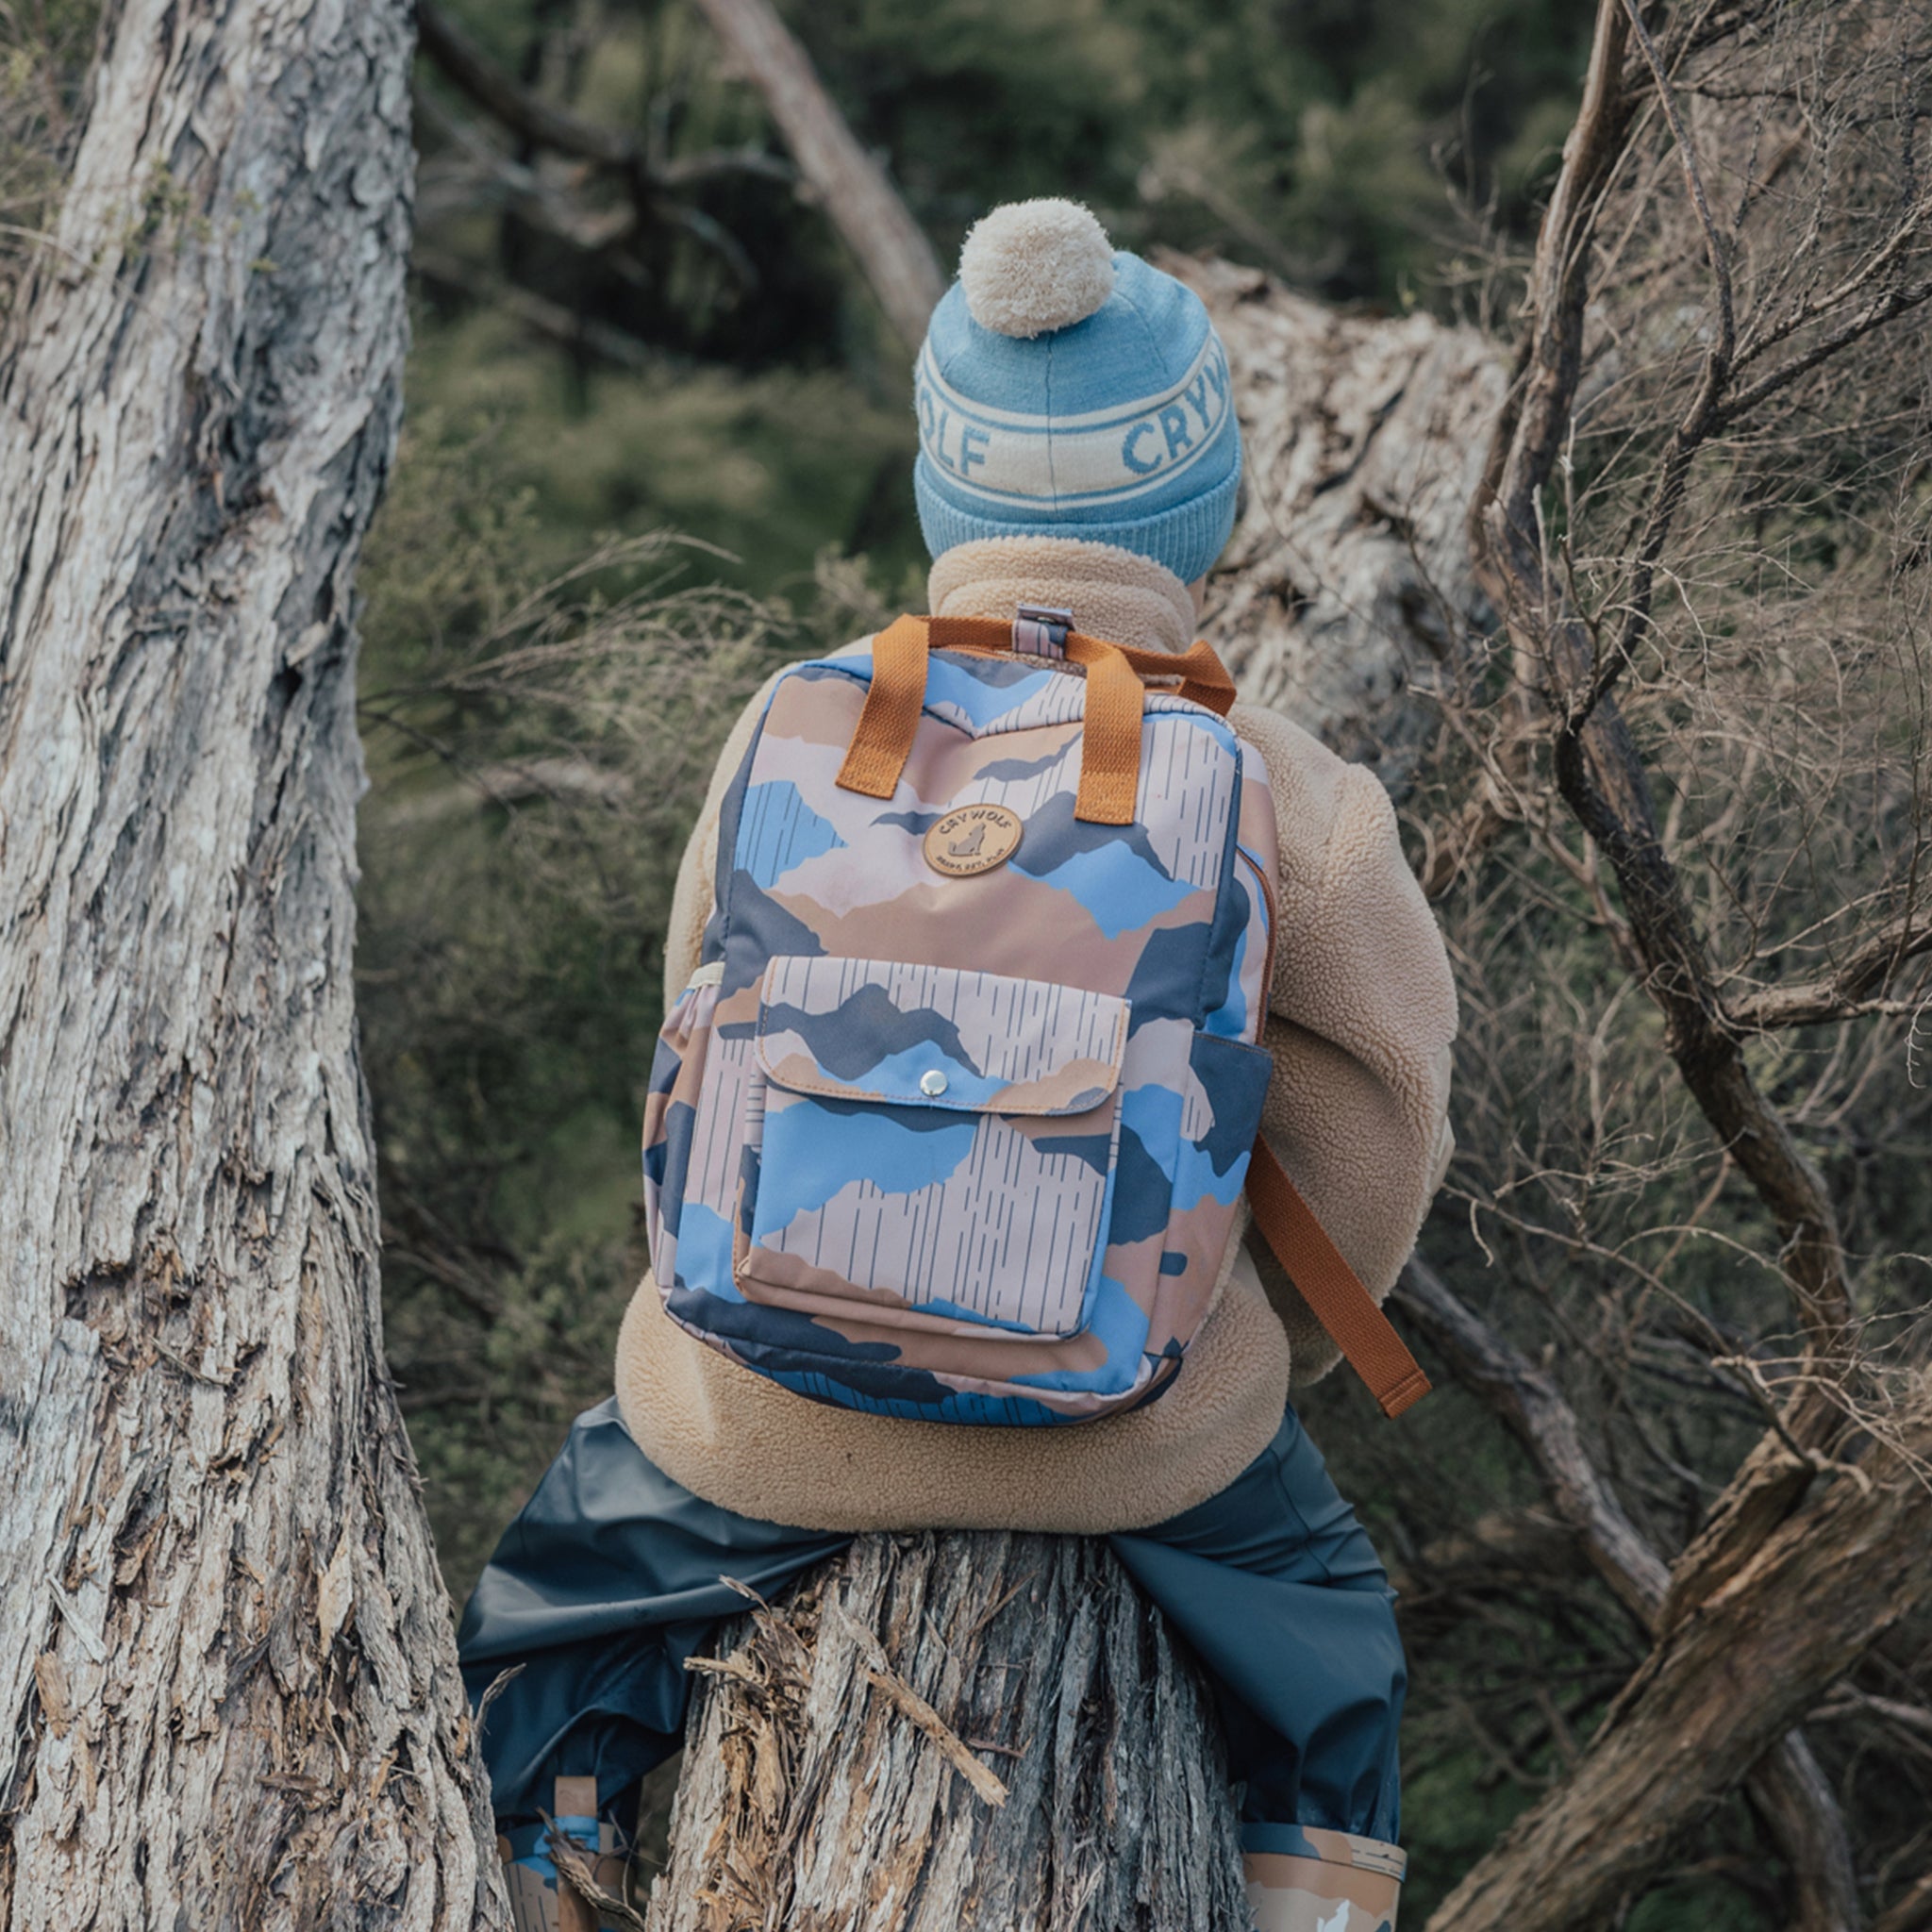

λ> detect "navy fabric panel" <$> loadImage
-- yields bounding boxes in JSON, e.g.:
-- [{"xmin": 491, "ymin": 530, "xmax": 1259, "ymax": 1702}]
[
  {"xmin": 719, "ymin": 869, "xmax": 826, "ymax": 998},
  {"xmin": 457, "ymin": 1403, "xmax": 846, "ymax": 1819},
  {"xmin": 1109, "ymin": 1406, "xmax": 1405, "ymax": 1843},
  {"xmin": 1195, "ymin": 750, "xmax": 1253, "ymax": 1031},
  {"xmin": 458, "ymin": 1400, "xmax": 1403, "ymax": 1840}
]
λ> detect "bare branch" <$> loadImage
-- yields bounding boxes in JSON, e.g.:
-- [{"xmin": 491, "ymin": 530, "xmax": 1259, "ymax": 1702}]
[
  {"xmin": 420, "ymin": 0, "xmax": 941, "ymax": 345},
  {"xmin": 1728, "ymin": 908, "xmax": 1932, "ymax": 1030},
  {"xmin": 1580, "ymin": 0, "xmax": 1738, "ymax": 722},
  {"xmin": 414, "ymin": 0, "xmax": 785, "ymax": 302},
  {"xmin": 1875, "ymin": 1873, "xmax": 1932, "ymax": 1932},
  {"xmin": 411, "ymin": 247, "xmax": 656, "ymax": 369},
  {"xmin": 1747, "ymin": 1733, "xmax": 1862, "ymax": 1932},
  {"xmin": 1621, "ymin": 0, "xmax": 1735, "ymax": 367},
  {"xmin": 1735, "ymin": 194, "xmax": 1932, "ymax": 370},
  {"xmin": 658, "ymin": 145, "xmax": 795, "ymax": 189},
  {"xmin": 1394, "ymin": 1256, "xmax": 1668, "ymax": 1624},
  {"xmin": 417, "ymin": 0, "xmax": 642, "ymax": 174},
  {"xmin": 1720, "ymin": 272, "xmax": 1932, "ymax": 423},
  {"xmin": 1394, "ymin": 1509, "xmax": 1597, "ymax": 1598},
  {"xmin": 1472, "ymin": 0, "xmax": 1634, "ymax": 585},
  {"xmin": 1470, "ymin": 0, "xmax": 1857, "ymax": 1493}
]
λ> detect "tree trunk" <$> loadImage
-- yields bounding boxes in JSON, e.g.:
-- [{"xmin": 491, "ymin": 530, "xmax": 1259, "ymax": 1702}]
[
  {"xmin": 1172, "ymin": 254, "xmax": 1507, "ymax": 796},
  {"xmin": 644, "ymin": 1534, "xmax": 1250, "ymax": 1932},
  {"xmin": 0, "ymin": 0, "xmax": 503, "ymax": 1924},
  {"xmin": 690, "ymin": 0, "xmax": 945, "ymax": 352},
  {"xmin": 1425, "ymin": 1412, "xmax": 1932, "ymax": 1932}
]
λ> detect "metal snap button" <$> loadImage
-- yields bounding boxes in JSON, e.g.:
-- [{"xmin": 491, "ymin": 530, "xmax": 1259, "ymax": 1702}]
[{"xmin": 919, "ymin": 1070, "xmax": 949, "ymax": 1097}]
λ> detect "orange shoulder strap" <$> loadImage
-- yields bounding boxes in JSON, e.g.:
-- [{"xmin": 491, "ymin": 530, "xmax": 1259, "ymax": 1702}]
[{"xmin": 1245, "ymin": 1135, "xmax": 1432, "ymax": 1419}]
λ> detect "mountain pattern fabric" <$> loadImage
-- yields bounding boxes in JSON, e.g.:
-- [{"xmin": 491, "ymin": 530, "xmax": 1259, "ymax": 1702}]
[
  {"xmin": 641, "ymin": 637, "xmax": 1278, "ymax": 1424},
  {"xmin": 618, "ymin": 536, "xmax": 1457, "ymax": 1532}
]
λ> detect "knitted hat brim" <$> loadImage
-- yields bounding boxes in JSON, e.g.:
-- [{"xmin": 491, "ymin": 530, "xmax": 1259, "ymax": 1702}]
[{"xmin": 915, "ymin": 444, "xmax": 1241, "ymax": 591}]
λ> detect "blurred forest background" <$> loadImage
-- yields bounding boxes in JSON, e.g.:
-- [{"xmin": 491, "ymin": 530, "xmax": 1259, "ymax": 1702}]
[
  {"xmin": 8, "ymin": 0, "xmax": 1931, "ymax": 1924},
  {"xmin": 361, "ymin": 0, "xmax": 1591, "ymax": 1588},
  {"xmin": 358, "ymin": 0, "xmax": 1590, "ymax": 1594}
]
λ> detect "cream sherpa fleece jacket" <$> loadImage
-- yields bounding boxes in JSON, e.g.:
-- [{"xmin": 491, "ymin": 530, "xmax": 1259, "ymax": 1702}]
[{"xmin": 615, "ymin": 537, "xmax": 1457, "ymax": 1533}]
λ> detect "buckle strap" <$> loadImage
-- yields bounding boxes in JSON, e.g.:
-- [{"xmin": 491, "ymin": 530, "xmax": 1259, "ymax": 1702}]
[{"xmin": 1012, "ymin": 604, "xmax": 1073, "ymax": 658}]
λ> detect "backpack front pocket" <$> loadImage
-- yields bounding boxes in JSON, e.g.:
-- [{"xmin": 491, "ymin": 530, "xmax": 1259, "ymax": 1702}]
[{"xmin": 734, "ymin": 955, "xmax": 1129, "ymax": 1340}]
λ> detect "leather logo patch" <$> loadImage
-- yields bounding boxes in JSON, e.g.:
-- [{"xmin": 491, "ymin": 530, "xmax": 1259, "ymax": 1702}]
[{"xmin": 924, "ymin": 804, "xmax": 1023, "ymax": 877}]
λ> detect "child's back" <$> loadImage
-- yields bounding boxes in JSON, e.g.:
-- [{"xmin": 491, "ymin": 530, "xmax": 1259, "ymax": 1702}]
[{"xmin": 461, "ymin": 199, "xmax": 1456, "ymax": 1932}]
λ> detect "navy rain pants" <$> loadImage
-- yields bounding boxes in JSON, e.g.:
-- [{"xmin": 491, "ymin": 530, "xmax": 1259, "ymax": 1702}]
[{"xmin": 458, "ymin": 1397, "xmax": 1405, "ymax": 1856}]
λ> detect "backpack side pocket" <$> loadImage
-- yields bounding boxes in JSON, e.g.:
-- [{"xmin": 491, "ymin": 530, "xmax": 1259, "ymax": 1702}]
[
  {"xmin": 642, "ymin": 963, "xmax": 731, "ymax": 1294},
  {"xmin": 1150, "ymin": 1028, "xmax": 1274, "ymax": 1357}
]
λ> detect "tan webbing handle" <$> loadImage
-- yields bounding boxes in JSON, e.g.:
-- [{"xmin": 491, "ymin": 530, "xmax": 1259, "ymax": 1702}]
[
  {"xmin": 1246, "ymin": 1134, "xmax": 1432, "ymax": 1419},
  {"xmin": 834, "ymin": 615, "xmax": 1237, "ymax": 825},
  {"xmin": 835, "ymin": 614, "xmax": 931, "ymax": 799}
]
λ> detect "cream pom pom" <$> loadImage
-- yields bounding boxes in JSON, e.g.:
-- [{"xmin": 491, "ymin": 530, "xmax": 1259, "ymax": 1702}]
[{"xmin": 958, "ymin": 199, "xmax": 1116, "ymax": 339}]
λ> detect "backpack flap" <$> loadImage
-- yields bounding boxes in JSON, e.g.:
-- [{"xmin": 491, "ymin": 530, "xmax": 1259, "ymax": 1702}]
[{"xmin": 736, "ymin": 954, "xmax": 1129, "ymax": 1343}]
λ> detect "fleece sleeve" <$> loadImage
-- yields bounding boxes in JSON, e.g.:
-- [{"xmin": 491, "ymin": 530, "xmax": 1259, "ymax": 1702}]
[{"xmin": 1230, "ymin": 702, "xmax": 1458, "ymax": 1385}]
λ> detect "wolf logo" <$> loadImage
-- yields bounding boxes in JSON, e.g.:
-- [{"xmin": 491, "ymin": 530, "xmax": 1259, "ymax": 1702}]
[{"xmin": 923, "ymin": 802, "xmax": 1023, "ymax": 877}]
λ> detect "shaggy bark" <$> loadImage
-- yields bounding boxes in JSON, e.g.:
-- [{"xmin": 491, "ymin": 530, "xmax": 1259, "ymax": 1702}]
[
  {"xmin": 1424, "ymin": 1414, "xmax": 1932, "ymax": 1932},
  {"xmin": 1174, "ymin": 253, "xmax": 1507, "ymax": 798},
  {"xmin": 1395, "ymin": 1261, "xmax": 1861, "ymax": 1932},
  {"xmin": 0, "ymin": 0, "xmax": 504, "ymax": 1924},
  {"xmin": 643, "ymin": 1535, "xmax": 1250, "ymax": 1932}
]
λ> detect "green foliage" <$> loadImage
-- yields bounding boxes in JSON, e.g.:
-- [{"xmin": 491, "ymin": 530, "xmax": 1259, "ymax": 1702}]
[
  {"xmin": 357, "ymin": 404, "xmax": 814, "ymax": 1591},
  {"xmin": 400, "ymin": 308, "xmax": 925, "ymax": 597},
  {"xmin": 782, "ymin": 0, "xmax": 1592, "ymax": 301},
  {"xmin": 412, "ymin": 0, "xmax": 1592, "ymax": 399},
  {"xmin": 0, "ymin": 0, "xmax": 97, "ymax": 321}
]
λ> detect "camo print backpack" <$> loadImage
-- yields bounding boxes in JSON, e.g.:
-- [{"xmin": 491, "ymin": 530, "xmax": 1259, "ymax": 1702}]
[{"xmin": 642, "ymin": 610, "xmax": 1430, "ymax": 1426}]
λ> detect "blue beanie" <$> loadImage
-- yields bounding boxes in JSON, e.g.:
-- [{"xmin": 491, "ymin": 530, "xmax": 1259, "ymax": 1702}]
[{"xmin": 913, "ymin": 200, "xmax": 1241, "ymax": 588}]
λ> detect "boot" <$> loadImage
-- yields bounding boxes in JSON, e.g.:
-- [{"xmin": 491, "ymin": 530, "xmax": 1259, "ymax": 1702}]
[
  {"xmin": 497, "ymin": 1777, "xmax": 631, "ymax": 1932},
  {"xmin": 1244, "ymin": 1825, "xmax": 1406, "ymax": 1932}
]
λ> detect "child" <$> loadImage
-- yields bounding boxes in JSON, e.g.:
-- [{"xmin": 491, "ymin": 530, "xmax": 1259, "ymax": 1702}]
[{"xmin": 458, "ymin": 198, "xmax": 1457, "ymax": 1932}]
